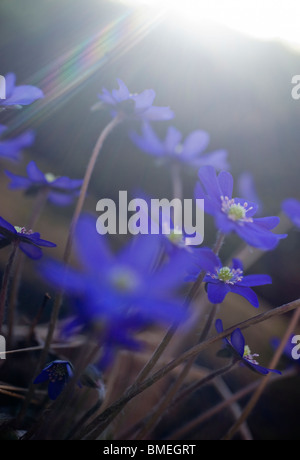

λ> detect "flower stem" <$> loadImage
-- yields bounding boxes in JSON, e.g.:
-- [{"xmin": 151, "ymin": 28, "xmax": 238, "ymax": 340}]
[
  {"xmin": 167, "ymin": 368, "xmax": 292, "ymax": 440},
  {"xmin": 7, "ymin": 189, "xmax": 49, "ymax": 348},
  {"xmin": 134, "ymin": 303, "xmax": 220, "ymax": 440},
  {"xmin": 134, "ymin": 360, "xmax": 237, "ymax": 440},
  {"xmin": 0, "ymin": 244, "xmax": 18, "ymax": 334},
  {"xmin": 17, "ymin": 115, "xmax": 122, "ymax": 425}
]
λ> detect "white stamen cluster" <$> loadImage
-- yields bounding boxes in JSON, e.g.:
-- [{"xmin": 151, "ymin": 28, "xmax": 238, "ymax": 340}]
[
  {"xmin": 220, "ymin": 196, "xmax": 253, "ymax": 223},
  {"xmin": 207, "ymin": 266, "xmax": 243, "ymax": 285}
]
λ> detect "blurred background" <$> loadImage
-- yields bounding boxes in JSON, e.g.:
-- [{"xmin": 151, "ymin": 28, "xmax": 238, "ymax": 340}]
[{"xmin": 0, "ymin": 0, "xmax": 300, "ymax": 440}]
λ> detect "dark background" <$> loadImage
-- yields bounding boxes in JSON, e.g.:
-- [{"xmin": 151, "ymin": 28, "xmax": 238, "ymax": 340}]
[{"xmin": 0, "ymin": 0, "xmax": 300, "ymax": 440}]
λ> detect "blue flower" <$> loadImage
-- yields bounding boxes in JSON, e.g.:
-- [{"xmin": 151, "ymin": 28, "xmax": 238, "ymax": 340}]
[
  {"xmin": 195, "ymin": 165, "xmax": 287, "ymax": 250},
  {"xmin": 5, "ymin": 161, "xmax": 83, "ymax": 206},
  {"xmin": 97, "ymin": 79, "xmax": 174, "ymax": 121},
  {"xmin": 130, "ymin": 122, "xmax": 229, "ymax": 170},
  {"xmin": 0, "ymin": 216, "xmax": 56, "ymax": 259},
  {"xmin": 33, "ymin": 360, "xmax": 74, "ymax": 400},
  {"xmin": 281, "ymin": 198, "xmax": 300, "ymax": 228},
  {"xmin": 0, "ymin": 73, "xmax": 44, "ymax": 108},
  {"xmin": 39, "ymin": 215, "xmax": 193, "ymax": 365},
  {"xmin": 215, "ymin": 319, "xmax": 281, "ymax": 375},
  {"xmin": 188, "ymin": 254, "xmax": 271, "ymax": 307},
  {"xmin": 0, "ymin": 125, "xmax": 35, "ymax": 162}
]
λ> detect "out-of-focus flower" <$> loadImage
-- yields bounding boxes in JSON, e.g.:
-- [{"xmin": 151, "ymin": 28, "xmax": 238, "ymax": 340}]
[
  {"xmin": 237, "ymin": 171, "xmax": 263, "ymax": 215},
  {"xmin": 130, "ymin": 122, "xmax": 229, "ymax": 170},
  {"xmin": 0, "ymin": 125, "xmax": 35, "ymax": 162},
  {"xmin": 96, "ymin": 79, "xmax": 174, "ymax": 121},
  {"xmin": 5, "ymin": 161, "xmax": 83, "ymax": 206},
  {"xmin": 33, "ymin": 360, "xmax": 74, "ymax": 400},
  {"xmin": 189, "ymin": 256, "xmax": 271, "ymax": 307},
  {"xmin": 0, "ymin": 73, "xmax": 44, "ymax": 108},
  {"xmin": 215, "ymin": 319, "xmax": 281, "ymax": 375},
  {"xmin": 40, "ymin": 214, "xmax": 193, "ymax": 367},
  {"xmin": 195, "ymin": 165, "xmax": 287, "ymax": 250},
  {"xmin": 281, "ymin": 198, "xmax": 300, "ymax": 228},
  {"xmin": 0, "ymin": 216, "xmax": 56, "ymax": 259}
]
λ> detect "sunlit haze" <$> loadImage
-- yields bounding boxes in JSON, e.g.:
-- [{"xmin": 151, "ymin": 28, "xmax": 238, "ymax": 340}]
[{"xmin": 118, "ymin": 0, "xmax": 300, "ymax": 50}]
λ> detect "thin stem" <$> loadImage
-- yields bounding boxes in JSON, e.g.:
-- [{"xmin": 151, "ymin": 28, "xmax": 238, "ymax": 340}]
[
  {"xmin": 76, "ymin": 297, "xmax": 300, "ymax": 440},
  {"xmin": 167, "ymin": 368, "xmax": 294, "ymax": 440},
  {"xmin": 0, "ymin": 244, "xmax": 18, "ymax": 333},
  {"xmin": 135, "ymin": 360, "xmax": 237, "ymax": 440},
  {"xmin": 17, "ymin": 115, "xmax": 122, "ymax": 425},
  {"xmin": 222, "ymin": 306, "xmax": 300, "ymax": 440},
  {"xmin": 134, "ymin": 303, "xmax": 220, "ymax": 439},
  {"xmin": 27, "ymin": 293, "xmax": 51, "ymax": 343},
  {"xmin": 7, "ymin": 188, "xmax": 49, "ymax": 348}
]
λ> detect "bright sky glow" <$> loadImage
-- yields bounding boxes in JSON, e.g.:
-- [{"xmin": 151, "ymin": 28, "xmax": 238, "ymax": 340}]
[{"xmin": 118, "ymin": 0, "xmax": 300, "ymax": 49}]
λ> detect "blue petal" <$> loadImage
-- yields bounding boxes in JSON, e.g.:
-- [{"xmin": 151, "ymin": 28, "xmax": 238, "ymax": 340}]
[
  {"xmin": 118, "ymin": 233, "xmax": 162, "ymax": 275},
  {"xmin": 215, "ymin": 318, "xmax": 224, "ymax": 334},
  {"xmin": 2, "ymin": 84, "xmax": 44, "ymax": 106},
  {"xmin": 52, "ymin": 177, "xmax": 83, "ymax": 190},
  {"xmin": 198, "ymin": 165, "xmax": 222, "ymax": 202},
  {"xmin": 130, "ymin": 122, "xmax": 164, "ymax": 155},
  {"xmin": 282, "ymin": 198, "xmax": 300, "ymax": 228},
  {"xmin": 33, "ymin": 369, "xmax": 49, "ymax": 384},
  {"xmin": 192, "ymin": 247, "xmax": 221, "ymax": 273},
  {"xmin": 26, "ymin": 161, "xmax": 46, "ymax": 183},
  {"xmin": 231, "ymin": 258, "xmax": 243, "ymax": 271},
  {"xmin": 5, "ymin": 170, "xmax": 31, "ymax": 190},
  {"xmin": 239, "ymin": 274, "xmax": 272, "ymax": 287},
  {"xmin": 182, "ymin": 130, "xmax": 210, "ymax": 157},
  {"xmin": 75, "ymin": 214, "xmax": 113, "ymax": 273},
  {"xmin": 230, "ymin": 328, "xmax": 245, "ymax": 357},
  {"xmin": 218, "ymin": 171, "xmax": 233, "ymax": 199},
  {"xmin": 133, "ymin": 89, "xmax": 156, "ymax": 111},
  {"xmin": 207, "ymin": 281, "xmax": 229, "ymax": 304},
  {"xmin": 0, "ymin": 216, "xmax": 17, "ymax": 234},
  {"xmin": 48, "ymin": 381, "xmax": 65, "ymax": 400},
  {"xmin": 229, "ymin": 284, "xmax": 259, "ymax": 308},
  {"xmin": 48, "ymin": 191, "xmax": 75, "ymax": 206},
  {"xmin": 19, "ymin": 242, "xmax": 43, "ymax": 260}
]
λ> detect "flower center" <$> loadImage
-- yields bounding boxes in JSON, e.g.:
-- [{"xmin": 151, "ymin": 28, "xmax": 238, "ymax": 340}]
[
  {"xmin": 14, "ymin": 226, "xmax": 33, "ymax": 235},
  {"xmin": 47, "ymin": 362, "xmax": 69, "ymax": 382},
  {"xmin": 221, "ymin": 196, "xmax": 253, "ymax": 223},
  {"xmin": 243, "ymin": 345, "xmax": 260, "ymax": 365},
  {"xmin": 217, "ymin": 266, "xmax": 233, "ymax": 282},
  {"xmin": 109, "ymin": 267, "xmax": 140, "ymax": 293},
  {"xmin": 208, "ymin": 266, "xmax": 243, "ymax": 285},
  {"xmin": 45, "ymin": 172, "xmax": 58, "ymax": 183}
]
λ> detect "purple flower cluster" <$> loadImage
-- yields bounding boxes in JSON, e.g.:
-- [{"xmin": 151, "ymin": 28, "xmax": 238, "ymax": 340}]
[
  {"xmin": 5, "ymin": 161, "xmax": 83, "ymax": 206},
  {"xmin": 0, "ymin": 74, "xmax": 290, "ymax": 411}
]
